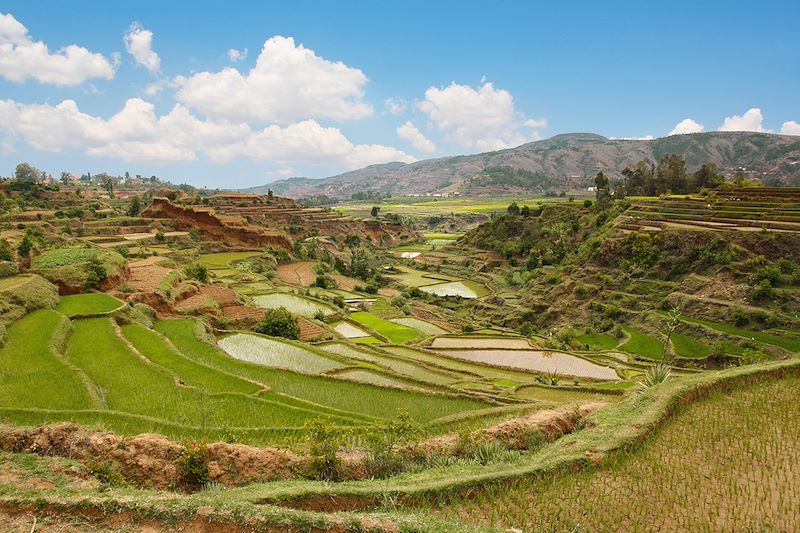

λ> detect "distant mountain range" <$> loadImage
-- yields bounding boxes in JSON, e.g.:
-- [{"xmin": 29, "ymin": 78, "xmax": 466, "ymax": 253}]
[{"xmin": 243, "ymin": 132, "xmax": 800, "ymax": 199}]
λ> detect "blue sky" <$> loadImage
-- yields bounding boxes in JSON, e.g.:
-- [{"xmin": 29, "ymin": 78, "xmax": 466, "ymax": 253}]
[{"xmin": 1, "ymin": 0, "xmax": 798, "ymax": 188}]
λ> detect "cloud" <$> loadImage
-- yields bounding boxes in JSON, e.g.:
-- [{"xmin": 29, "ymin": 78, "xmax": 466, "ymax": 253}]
[
  {"xmin": 227, "ymin": 48, "xmax": 247, "ymax": 62},
  {"xmin": 0, "ymin": 98, "xmax": 414, "ymax": 169},
  {"xmin": 124, "ymin": 22, "xmax": 160, "ymax": 73},
  {"xmin": 396, "ymin": 121, "xmax": 436, "ymax": 152},
  {"xmin": 384, "ymin": 97, "xmax": 407, "ymax": 116},
  {"xmin": 175, "ymin": 36, "xmax": 373, "ymax": 124},
  {"xmin": 669, "ymin": 118, "xmax": 705, "ymax": 135},
  {"xmin": 718, "ymin": 108, "xmax": 769, "ymax": 132},
  {"xmin": 0, "ymin": 12, "xmax": 117, "ymax": 85},
  {"xmin": 417, "ymin": 81, "xmax": 546, "ymax": 151},
  {"xmin": 780, "ymin": 121, "xmax": 800, "ymax": 136}
]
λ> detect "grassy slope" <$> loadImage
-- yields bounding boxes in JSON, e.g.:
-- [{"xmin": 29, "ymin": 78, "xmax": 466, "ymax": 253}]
[
  {"xmin": 680, "ymin": 315, "xmax": 800, "ymax": 352},
  {"xmin": 66, "ymin": 318, "xmax": 339, "ymax": 429},
  {"xmin": 620, "ymin": 326, "xmax": 664, "ymax": 360},
  {"xmin": 0, "ymin": 310, "xmax": 92, "ymax": 410},
  {"xmin": 671, "ymin": 333, "xmax": 711, "ymax": 359},
  {"xmin": 56, "ymin": 293, "xmax": 124, "ymax": 317},
  {"xmin": 423, "ymin": 374, "xmax": 800, "ymax": 532}
]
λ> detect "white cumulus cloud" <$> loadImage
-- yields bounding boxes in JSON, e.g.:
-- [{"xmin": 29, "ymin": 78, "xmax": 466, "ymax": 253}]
[
  {"xmin": 417, "ymin": 81, "xmax": 545, "ymax": 151},
  {"xmin": 124, "ymin": 22, "xmax": 160, "ymax": 73},
  {"xmin": 396, "ymin": 121, "xmax": 436, "ymax": 153},
  {"xmin": 669, "ymin": 118, "xmax": 705, "ymax": 135},
  {"xmin": 718, "ymin": 108, "xmax": 769, "ymax": 132},
  {"xmin": 0, "ymin": 98, "xmax": 414, "ymax": 169},
  {"xmin": 227, "ymin": 48, "xmax": 247, "ymax": 62},
  {"xmin": 0, "ymin": 12, "xmax": 117, "ymax": 86},
  {"xmin": 175, "ymin": 35, "xmax": 373, "ymax": 124},
  {"xmin": 780, "ymin": 121, "xmax": 800, "ymax": 136}
]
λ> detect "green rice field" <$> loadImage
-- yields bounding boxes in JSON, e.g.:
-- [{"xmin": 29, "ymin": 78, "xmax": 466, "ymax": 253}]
[
  {"xmin": 55, "ymin": 293, "xmax": 124, "ymax": 317},
  {"xmin": 251, "ymin": 292, "xmax": 337, "ymax": 318},
  {"xmin": 351, "ymin": 311, "xmax": 421, "ymax": 344}
]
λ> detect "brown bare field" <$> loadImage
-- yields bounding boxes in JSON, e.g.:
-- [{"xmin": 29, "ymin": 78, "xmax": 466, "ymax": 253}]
[
  {"xmin": 127, "ymin": 256, "xmax": 172, "ymax": 292},
  {"xmin": 276, "ymin": 261, "xmax": 317, "ymax": 286}
]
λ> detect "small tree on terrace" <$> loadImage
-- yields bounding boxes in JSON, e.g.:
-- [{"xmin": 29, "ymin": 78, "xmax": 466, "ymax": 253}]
[
  {"xmin": 370, "ymin": 206, "xmax": 380, "ymax": 217},
  {"xmin": 595, "ymin": 171, "xmax": 612, "ymax": 210},
  {"xmin": 253, "ymin": 307, "xmax": 300, "ymax": 340},
  {"xmin": 128, "ymin": 195, "xmax": 141, "ymax": 216}
]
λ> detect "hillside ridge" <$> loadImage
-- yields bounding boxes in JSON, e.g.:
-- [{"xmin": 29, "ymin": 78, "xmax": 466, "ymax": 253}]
[{"xmin": 256, "ymin": 131, "xmax": 800, "ymax": 198}]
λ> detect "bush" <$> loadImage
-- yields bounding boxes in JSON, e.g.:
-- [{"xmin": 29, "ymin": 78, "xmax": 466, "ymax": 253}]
[
  {"xmin": 183, "ymin": 263, "xmax": 209, "ymax": 283},
  {"xmin": 179, "ymin": 441, "xmax": 210, "ymax": 489},
  {"xmin": 83, "ymin": 258, "xmax": 108, "ymax": 290},
  {"xmin": 0, "ymin": 239, "xmax": 12, "ymax": 262},
  {"xmin": 253, "ymin": 307, "xmax": 300, "ymax": 339},
  {"xmin": 306, "ymin": 418, "xmax": 345, "ymax": 481}
]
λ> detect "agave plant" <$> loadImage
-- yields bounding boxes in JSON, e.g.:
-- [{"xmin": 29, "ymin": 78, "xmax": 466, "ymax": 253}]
[{"xmin": 639, "ymin": 363, "xmax": 671, "ymax": 391}]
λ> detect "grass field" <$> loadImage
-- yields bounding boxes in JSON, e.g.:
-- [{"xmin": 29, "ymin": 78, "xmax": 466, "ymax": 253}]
[
  {"xmin": 0, "ymin": 310, "xmax": 93, "ymax": 410},
  {"xmin": 578, "ymin": 332, "xmax": 619, "ymax": 350},
  {"xmin": 199, "ymin": 251, "xmax": 263, "ymax": 268},
  {"xmin": 679, "ymin": 315, "xmax": 800, "ymax": 352},
  {"xmin": 56, "ymin": 293, "xmax": 124, "ymax": 317},
  {"xmin": 66, "ymin": 318, "xmax": 333, "ymax": 429},
  {"xmin": 671, "ymin": 333, "xmax": 711, "ymax": 359},
  {"xmin": 422, "ymin": 374, "xmax": 800, "ymax": 532},
  {"xmin": 620, "ymin": 326, "xmax": 665, "ymax": 360},
  {"xmin": 351, "ymin": 311, "xmax": 420, "ymax": 344},
  {"xmin": 419, "ymin": 280, "xmax": 487, "ymax": 298}
]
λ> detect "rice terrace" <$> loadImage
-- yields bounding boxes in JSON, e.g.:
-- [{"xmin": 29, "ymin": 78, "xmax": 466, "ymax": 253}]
[{"xmin": 1, "ymin": 2, "xmax": 800, "ymax": 532}]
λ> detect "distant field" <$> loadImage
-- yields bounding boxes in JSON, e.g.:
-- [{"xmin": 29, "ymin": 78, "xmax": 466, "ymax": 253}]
[
  {"xmin": 335, "ymin": 196, "xmax": 574, "ymax": 216},
  {"xmin": 251, "ymin": 292, "xmax": 337, "ymax": 318}
]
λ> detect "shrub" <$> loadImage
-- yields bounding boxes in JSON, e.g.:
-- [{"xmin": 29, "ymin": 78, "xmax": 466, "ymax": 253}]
[
  {"xmin": 639, "ymin": 364, "xmax": 671, "ymax": 391},
  {"xmin": 179, "ymin": 441, "xmax": 210, "ymax": 489},
  {"xmin": 306, "ymin": 418, "xmax": 345, "ymax": 481},
  {"xmin": 183, "ymin": 263, "xmax": 209, "ymax": 283},
  {"xmin": 253, "ymin": 307, "xmax": 300, "ymax": 339},
  {"xmin": 750, "ymin": 279, "xmax": 774, "ymax": 301},
  {"xmin": 83, "ymin": 258, "xmax": 108, "ymax": 290},
  {"xmin": 0, "ymin": 239, "xmax": 12, "ymax": 262}
]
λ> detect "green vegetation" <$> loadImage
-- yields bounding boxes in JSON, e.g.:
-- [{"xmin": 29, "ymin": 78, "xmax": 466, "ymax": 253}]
[
  {"xmin": 671, "ymin": 333, "xmax": 711, "ymax": 359},
  {"xmin": 679, "ymin": 315, "xmax": 800, "ymax": 352},
  {"xmin": 156, "ymin": 319, "xmax": 488, "ymax": 422},
  {"xmin": 351, "ymin": 311, "xmax": 420, "ymax": 344},
  {"xmin": 424, "ymin": 374, "xmax": 800, "ymax": 532},
  {"xmin": 0, "ymin": 310, "xmax": 93, "ymax": 410},
  {"xmin": 252, "ymin": 306, "xmax": 300, "ymax": 339},
  {"xmin": 31, "ymin": 244, "xmax": 126, "ymax": 290},
  {"xmin": 56, "ymin": 293, "xmax": 124, "ymax": 317},
  {"xmin": 578, "ymin": 332, "xmax": 619, "ymax": 350},
  {"xmin": 620, "ymin": 326, "xmax": 665, "ymax": 360}
]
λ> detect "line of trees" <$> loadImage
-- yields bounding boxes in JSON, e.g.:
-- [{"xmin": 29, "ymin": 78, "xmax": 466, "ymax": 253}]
[{"xmin": 620, "ymin": 155, "xmax": 724, "ymax": 196}]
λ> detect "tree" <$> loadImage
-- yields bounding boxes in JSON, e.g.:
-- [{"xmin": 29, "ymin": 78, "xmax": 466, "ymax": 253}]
[
  {"xmin": 59, "ymin": 171, "xmax": 71, "ymax": 186},
  {"xmin": 655, "ymin": 154, "xmax": 688, "ymax": 194},
  {"xmin": 253, "ymin": 307, "xmax": 300, "ymax": 339},
  {"xmin": 17, "ymin": 233, "xmax": 34, "ymax": 259},
  {"xmin": 692, "ymin": 162, "xmax": 722, "ymax": 190},
  {"xmin": 594, "ymin": 171, "xmax": 612, "ymax": 210},
  {"xmin": 104, "ymin": 177, "xmax": 114, "ymax": 195},
  {"xmin": 507, "ymin": 202, "xmax": 520, "ymax": 216},
  {"xmin": 370, "ymin": 206, "xmax": 380, "ymax": 217},
  {"xmin": 128, "ymin": 195, "xmax": 141, "ymax": 216},
  {"xmin": 0, "ymin": 239, "xmax": 13, "ymax": 261},
  {"xmin": 267, "ymin": 188, "xmax": 274, "ymax": 202},
  {"xmin": 14, "ymin": 162, "xmax": 40, "ymax": 182}
]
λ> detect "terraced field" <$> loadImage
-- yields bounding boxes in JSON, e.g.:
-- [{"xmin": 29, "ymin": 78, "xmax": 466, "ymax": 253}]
[
  {"xmin": 56, "ymin": 293, "xmax": 124, "ymax": 317},
  {"xmin": 423, "ymin": 374, "xmax": 800, "ymax": 532},
  {"xmin": 251, "ymin": 292, "xmax": 337, "ymax": 318}
]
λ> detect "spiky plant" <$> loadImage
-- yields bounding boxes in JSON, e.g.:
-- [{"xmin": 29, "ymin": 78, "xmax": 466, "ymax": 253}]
[{"xmin": 639, "ymin": 363, "xmax": 671, "ymax": 391}]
